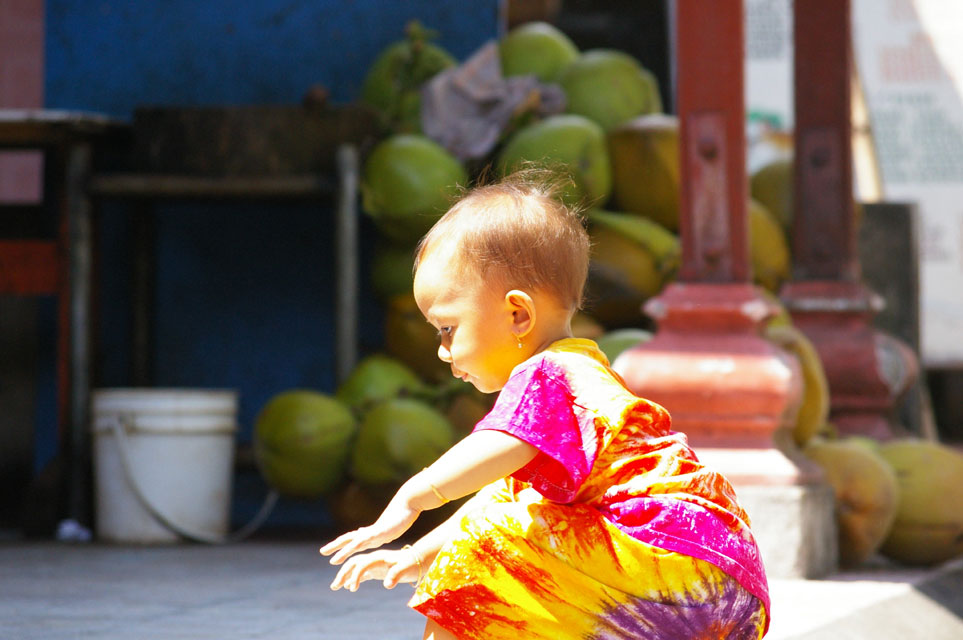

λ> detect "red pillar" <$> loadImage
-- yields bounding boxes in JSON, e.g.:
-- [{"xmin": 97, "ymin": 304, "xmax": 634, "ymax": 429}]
[
  {"xmin": 614, "ymin": 0, "xmax": 808, "ymax": 485},
  {"xmin": 782, "ymin": 0, "xmax": 918, "ymax": 440}
]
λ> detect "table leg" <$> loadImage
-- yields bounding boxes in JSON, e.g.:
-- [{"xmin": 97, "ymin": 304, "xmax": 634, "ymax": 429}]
[
  {"xmin": 334, "ymin": 144, "xmax": 359, "ymax": 385},
  {"xmin": 65, "ymin": 141, "xmax": 93, "ymax": 526},
  {"xmin": 131, "ymin": 201, "xmax": 155, "ymax": 387}
]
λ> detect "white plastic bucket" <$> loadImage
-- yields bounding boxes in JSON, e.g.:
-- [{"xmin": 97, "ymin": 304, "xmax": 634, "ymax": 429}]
[{"xmin": 91, "ymin": 388, "xmax": 238, "ymax": 544}]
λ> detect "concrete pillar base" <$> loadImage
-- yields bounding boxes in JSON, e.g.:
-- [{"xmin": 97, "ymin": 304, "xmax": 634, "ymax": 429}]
[
  {"xmin": 736, "ymin": 483, "xmax": 838, "ymax": 579},
  {"xmin": 692, "ymin": 445, "xmax": 839, "ymax": 579}
]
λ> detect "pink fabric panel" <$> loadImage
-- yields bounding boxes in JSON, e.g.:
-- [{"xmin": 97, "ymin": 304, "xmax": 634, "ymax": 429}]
[
  {"xmin": 600, "ymin": 496, "xmax": 771, "ymax": 613},
  {"xmin": 472, "ymin": 358, "xmax": 596, "ymax": 503}
]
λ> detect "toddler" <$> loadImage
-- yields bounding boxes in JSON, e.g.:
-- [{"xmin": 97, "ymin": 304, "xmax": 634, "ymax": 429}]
[{"xmin": 321, "ymin": 171, "xmax": 770, "ymax": 639}]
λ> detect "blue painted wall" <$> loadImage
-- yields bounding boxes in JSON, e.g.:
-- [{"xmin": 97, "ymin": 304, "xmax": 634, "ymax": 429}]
[
  {"xmin": 47, "ymin": 1, "xmax": 502, "ymax": 116},
  {"xmin": 41, "ymin": 0, "xmax": 501, "ymax": 524}
]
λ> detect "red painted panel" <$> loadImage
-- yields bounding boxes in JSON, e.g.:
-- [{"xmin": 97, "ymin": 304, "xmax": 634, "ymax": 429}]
[{"xmin": 0, "ymin": 240, "xmax": 60, "ymax": 294}]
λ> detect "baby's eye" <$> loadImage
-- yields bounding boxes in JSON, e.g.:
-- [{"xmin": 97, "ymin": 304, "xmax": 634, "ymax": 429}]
[{"xmin": 437, "ymin": 326, "xmax": 453, "ymax": 339}]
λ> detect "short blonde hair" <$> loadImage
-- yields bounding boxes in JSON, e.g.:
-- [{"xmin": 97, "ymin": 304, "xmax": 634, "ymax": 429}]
[{"xmin": 414, "ymin": 169, "xmax": 590, "ymax": 312}]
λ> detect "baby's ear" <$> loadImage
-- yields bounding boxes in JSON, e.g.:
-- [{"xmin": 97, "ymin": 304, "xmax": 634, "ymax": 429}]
[{"xmin": 505, "ymin": 289, "xmax": 536, "ymax": 335}]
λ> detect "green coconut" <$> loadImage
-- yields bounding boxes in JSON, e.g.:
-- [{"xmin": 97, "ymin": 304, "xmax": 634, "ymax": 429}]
[
  {"xmin": 804, "ymin": 438, "xmax": 900, "ymax": 567},
  {"xmin": 749, "ymin": 157, "xmax": 865, "ymax": 236},
  {"xmin": 499, "ymin": 21, "xmax": 579, "ymax": 83},
  {"xmin": 497, "ymin": 114, "xmax": 612, "ymax": 206},
  {"xmin": 596, "ymin": 329, "xmax": 654, "ymax": 365},
  {"xmin": 571, "ymin": 312, "xmax": 606, "ymax": 340},
  {"xmin": 608, "ymin": 114, "xmax": 680, "ymax": 231},
  {"xmin": 361, "ymin": 21, "xmax": 456, "ymax": 133},
  {"xmin": 370, "ymin": 242, "xmax": 416, "ymax": 301},
  {"xmin": 878, "ymin": 439, "xmax": 963, "ymax": 566},
  {"xmin": 384, "ymin": 293, "xmax": 451, "ymax": 383},
  {"xmin": 587, "ymin": 208, "xmax": 680, "ymax": 276},
  {"xmin": 749, "ymin": 199, "xmax": 791, "ymax": 293},
  {"xmin": 560, "ymin": 49, "xmax": 663, "ymax": 131},
  {"xmin": 583, "ymin": 210, "xmax": 678, "ymax": 328},
  {"xmin": 361, "ymin": 134, "xmax": 468, "ymax": 243},
  {"xmin": 328, "ymin": 479, "xmax": 468, "ymax": 537},
  {"xmin": 444, "ymin": 387, "xmax": 495, "ymax": 437},
  {"xmin": 350, "ymin": 397, "xmax": 455, "ymax": 486},
  {"xmin": 253, "ymin": 390, "xmax": 356, "ymax": 499},
  {"xmin": 585, "ymin": 227, "xmax": 659, "ymax": 328},
  {"xmin": 750, "ymin": 158, "xmax": 794, "ymax": 234},
  {"xmin": 335, "ymin": 354, "xmax": 430, "ymax": 412}
]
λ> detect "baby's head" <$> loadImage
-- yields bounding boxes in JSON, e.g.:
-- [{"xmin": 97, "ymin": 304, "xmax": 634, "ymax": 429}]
[
  {"xmin": 413, "ymin": 170, "xmax": 590, "ymax": 314},
  {"xmin": 411, "ymin": 171, "xmax": 590, "ymax": 392}
]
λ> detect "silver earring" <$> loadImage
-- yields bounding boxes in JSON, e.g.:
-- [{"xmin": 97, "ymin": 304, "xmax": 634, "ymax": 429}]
[{"xmin": 517, "ymin": 336, "xmax": 523, "ymax": 349}]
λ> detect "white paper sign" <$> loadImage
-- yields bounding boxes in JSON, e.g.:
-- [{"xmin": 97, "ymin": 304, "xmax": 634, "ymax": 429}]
[
  {"xmin": 745, "ymin": 0, "xmax": 963, "ymax": 367},
  {"xmin": 745, "ymin": 0, "xmax": 794, "ymax": 172},
  {"xmin": 853, "ymin": 0, "xmax": 963, "ymax": 367},
  {"xmin": 745, "ymin": 0, "xmax": 794, "ymax": 129}
]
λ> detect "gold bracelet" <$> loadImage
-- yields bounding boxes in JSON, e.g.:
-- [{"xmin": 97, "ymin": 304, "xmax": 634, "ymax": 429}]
[
  {"xmin": 422, "ymin": 467, "xmax": 450, "ymax": 504},
  {"xmin": 402, "ymin": 544, "xmax": 423, "ymax": 585}
]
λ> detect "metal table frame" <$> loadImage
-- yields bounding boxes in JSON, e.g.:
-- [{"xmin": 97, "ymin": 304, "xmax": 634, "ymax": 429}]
[
  {"xmin": 1, "ymin": 109, "xmax": 361, "ymax": 529},
  {"xmin": 88, "ymin": 146, "xmax": 361, "ymax": 389},
  {"xmin": 0, "ymin": 109, "xmax": 128, "ymax": 525}
]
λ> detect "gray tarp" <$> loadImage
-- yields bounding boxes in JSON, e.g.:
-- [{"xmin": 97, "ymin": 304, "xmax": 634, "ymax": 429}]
[{"xmin": 420, "ymin": 41, "xmax": 566, "ymax": 161}]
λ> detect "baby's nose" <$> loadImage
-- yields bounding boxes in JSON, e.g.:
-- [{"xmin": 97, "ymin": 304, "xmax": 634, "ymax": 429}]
[{"xmin": 437, "ymin": 343, "xmax": 452, "ymax": 364}]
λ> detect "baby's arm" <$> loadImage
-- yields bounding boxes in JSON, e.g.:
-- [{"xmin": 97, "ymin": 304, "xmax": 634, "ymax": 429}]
[
  {"xmin": 329, "ymin": 492, "xmax": 482, "ymax": 592},
  {"xmin": 421, "ymin": 429, "xmax": 537, "ymax": 504},
  {"xmin": 403, "ymin": 481, "xmax": 501, "ymax": 571},
  {"xmin": 321, "ymin": 430, "xmax": 536, "ymax": 564}
]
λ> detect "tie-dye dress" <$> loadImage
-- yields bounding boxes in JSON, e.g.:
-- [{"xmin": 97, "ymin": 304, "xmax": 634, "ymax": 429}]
[{"xmin": 408, "ymin": 338, "xmax": 770, "ymax": 639}]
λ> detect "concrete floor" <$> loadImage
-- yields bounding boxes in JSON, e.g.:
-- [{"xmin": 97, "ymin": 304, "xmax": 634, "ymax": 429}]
[{"xmin": 1, "ymin": 538, "xmax": 961, "ymax": 639}]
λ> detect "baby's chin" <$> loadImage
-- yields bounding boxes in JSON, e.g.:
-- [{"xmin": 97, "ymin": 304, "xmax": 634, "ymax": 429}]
[{"xmin": 465, "ymin": 377, "xmax": 504, "ymax": 395}]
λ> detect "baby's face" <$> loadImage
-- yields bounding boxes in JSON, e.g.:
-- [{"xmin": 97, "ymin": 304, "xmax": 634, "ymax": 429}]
[{"xmin": 413, "ymin": 246, "xmax": 527, "ymax": 393}]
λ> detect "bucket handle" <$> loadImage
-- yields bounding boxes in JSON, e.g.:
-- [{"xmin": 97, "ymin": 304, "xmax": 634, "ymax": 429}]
[{"xmin": 105, "ymin": 414, "xmax": 278, "ymax": 544}]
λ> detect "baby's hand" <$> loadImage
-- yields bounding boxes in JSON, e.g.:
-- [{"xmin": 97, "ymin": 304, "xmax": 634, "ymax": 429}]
[
  {"xmin": 327, "ymin": 547, "xmax": 423, "ymax": 592},
  {"xmin": 319, "ymin": 498, "xmax": 420, "ymax": 565}
]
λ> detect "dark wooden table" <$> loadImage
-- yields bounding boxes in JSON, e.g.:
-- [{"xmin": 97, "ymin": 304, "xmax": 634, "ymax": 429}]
[
  {"xmin": 1, "ymin": 108, "xmax": 367, "ymax": 533},
  {"xmin": 0, "ymin": 109, "xmax": 129, "ymax": 527},
  {"xmin": 87, "ymin": 147, "xmax": 361, "ymax": 389}
]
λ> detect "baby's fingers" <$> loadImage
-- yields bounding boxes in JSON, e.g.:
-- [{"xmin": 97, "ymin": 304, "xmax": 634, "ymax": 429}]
[
  {"xmin": 319, "ymin": 529, "xmax": 360, "ymax": 558},
  {"xmin": 330, "ymin": 556, "xmax": 389, "ymax": 592},
  {"xmin": 329, "ymin": 562, "xmax": 354, "ymax": 591},
  {"xmin": 328, "ymin": 530, "xmax": 384, "ymax": 565},
  {"xmin": 321, "ymin": 528, "xmax": 378, "ymax": 564},
  {"xmin": 383, "ymin": 563, "xmax": 406, "ymax": 589},
  {"xmin": 332, "ymin": 562, "xmax": 365, "ymax": 592}
]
